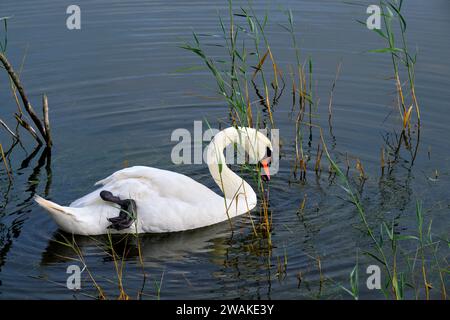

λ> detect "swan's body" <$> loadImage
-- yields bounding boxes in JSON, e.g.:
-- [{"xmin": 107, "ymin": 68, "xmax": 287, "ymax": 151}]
[{"xmin": 35, "ymin": 127, "xmax": 272, "ymax": 235}]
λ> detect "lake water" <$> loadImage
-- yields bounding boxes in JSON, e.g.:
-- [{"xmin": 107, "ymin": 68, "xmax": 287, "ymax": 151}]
[{"xmin": 0, "ymin": 0, "xmax": 449, "ymax": 299}]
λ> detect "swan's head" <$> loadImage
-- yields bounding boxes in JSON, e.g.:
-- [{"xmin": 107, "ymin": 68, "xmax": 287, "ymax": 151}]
[{"xmin": 236, "ymin": 127, "xmax": 273, "ymax": 181}]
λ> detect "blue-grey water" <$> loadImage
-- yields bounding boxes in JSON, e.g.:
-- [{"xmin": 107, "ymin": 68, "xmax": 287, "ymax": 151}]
[{"xmin": 0, "ymin": 0, "xmax": 449, "ymax": 299}]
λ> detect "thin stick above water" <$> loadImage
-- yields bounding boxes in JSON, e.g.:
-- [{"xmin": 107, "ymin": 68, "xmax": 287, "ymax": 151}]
[
  {"xmin": 0, "ymin": 52, "xmax": 52, "ymax": 147},
  {"xmin": 0, "ymin": 118, "xmax": 18, "ymax": 140},
  {"xmin": 42, "ymin": 94, "xmax": 52, "ymax": 147}
]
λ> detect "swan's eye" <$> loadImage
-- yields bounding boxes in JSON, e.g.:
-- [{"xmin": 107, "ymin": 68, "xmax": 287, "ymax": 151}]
[{"xmin": 266, "ymin": 147, "xmax": 272, "ymax": 157}]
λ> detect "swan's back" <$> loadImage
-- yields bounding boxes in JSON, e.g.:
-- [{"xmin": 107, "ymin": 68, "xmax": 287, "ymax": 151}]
[
  {"xmin": 64, "ymin": 166, "xmax": 229, "ymax": 233},
  {"xmin": 72, "ymin": 166, "xmax": 222, "ymax": 208}
]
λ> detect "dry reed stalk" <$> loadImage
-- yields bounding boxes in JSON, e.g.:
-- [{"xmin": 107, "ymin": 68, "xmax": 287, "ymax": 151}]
[
  {"xmin": 299, "ymin": 158, "xmax": 307, "ymax": 181},
  {"xmin": 395, "ymin": 73, "xmax": 406, "ymax": 116},
  {"xmin": 298, "ymin": 194, "xmax": 307, "ymax": 216},
  {"xmin": 314, "ymin": 143, "xmax": 323, "ymax": 174},
  {"xmin": 356, "ymin": 158, "xmax": 366, "ymax": 180},
  {"xmin": 402, "ymin": 105, "xmax": 413, "ymax": 130},
  {"xmin": 245, "ymin": 82, "xmax": 253, "ymax": 127},
  {"xmin": 328, "ymin": 61, "xmax": 342, "ymax": 120},
  {"xmin": 264, "ymin": 84, "xmax": 274, "ymax": 126},
  {"xmin": 267, "ymin": 47, "xmax": 279, "ymax": 89}
]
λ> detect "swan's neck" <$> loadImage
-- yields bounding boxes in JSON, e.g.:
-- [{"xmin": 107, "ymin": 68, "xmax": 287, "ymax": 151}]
[{"xmin": 206, "ymin": 128, "xmax": 257, "ymax": 213}]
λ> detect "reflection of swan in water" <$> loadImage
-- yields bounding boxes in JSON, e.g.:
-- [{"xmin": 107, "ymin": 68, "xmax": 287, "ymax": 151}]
[
  {"xmin": 40, "ymin": 220, "xmax": 245, "ymax": 266},
  {"xmin": 40, "ymin": 218, "xmax": 275, "ymax": 299}
]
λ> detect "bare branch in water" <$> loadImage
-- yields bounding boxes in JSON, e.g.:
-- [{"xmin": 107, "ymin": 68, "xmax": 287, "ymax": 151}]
[
  {"xmin": 0, "ymin": 118, "xmax": 18, "ymax": 140},
  {"xmin": 0, "ymin": 52, "xmax": 52, "ymax": 146},
  {"xmin": 42, "ymin": 94, "xmax": 52, "ymax": 147},
  {"xmin": 15, "ymin": 114, "xmax": 42, "ymax": 145}
]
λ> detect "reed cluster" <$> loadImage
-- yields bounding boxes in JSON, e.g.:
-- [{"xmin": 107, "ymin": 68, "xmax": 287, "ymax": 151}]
[
  {"xmin": 54, "ymin": 232, "xmax": 165, "ymax": 300},
  {"xmin": 365, "ymin": 0, "xmax": 421, "ymax": 168},
  {"xmin": 321, "ymin": 135, "xmax": 447, "ymax": 299},
  {"xmin": 182, "ymin": 1, "xmax": 285, "ymax": 246}
]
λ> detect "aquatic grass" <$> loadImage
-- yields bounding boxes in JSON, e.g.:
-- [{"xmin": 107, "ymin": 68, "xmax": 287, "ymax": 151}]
[
  {"xmin": 413, "ymin": 201, "xmax": 448, "ymax": 300},
  {"xmin": 319, "ymin": 127, "xmax": 398, "ymax": 298},
  {"xmin": 239, "ymin": 158, "xmax": 273, "ymax": 245},
  {"xmin": 183, "ymin": 2, "xmax": 283, "ymax": 248},
  {"xmin": 380, "ymin": 146, "xmax": 386, "ymax": 175},
  {"xmin": 50, "ymin": 232, "xmax": 169, "ymax": 300},
  {"xmin": 361, "ymin": 0, "xmax": 421, "ymax": 166},
  {"xmin": 105, "ymin": 232, "xmax": 129, "ymax": 300},
  {"xmin": 327, "ymin": 62, "xmax": 342, "ymax": 122},
  {"xmin": 314, "ymin": 143, "xmax": 323, "ymax": 175},
  {"xmin": 297, "ymin": 194, "xmax": 307, "ymax": 217},
  {"xmin": 131, "ymin": 218, "xmax": 148, "ymax": 299},
  {"xmin": 182, "ymin": 3, "xmax": 295, "ymax": 254},
  {"xmin": 294, "ymin": 252, "xmax": 330, "ymax": 299},
  {"xmin": 275, "ymin": 247, "xmax": 288, "ymax": 281},
  {"xmin": 334, "ymin": 261, "xmax": 359, "ymax": 300},
  {"xmin": 181, "ymin": 1, "xmax": 282, "ymax": 129},
  {"xmin": 153, "ymin": 271, "xmax": 164, "ymax": 300},
  {"xmin": 355, "ymin": 158, "xmax": 367, "ymax": 181},
  {"xmin": 415, "ymin": 201, "xmax": 430, "ymax": 299},
  {"xmin": 181, "ymin": 10, "xmax": 247, "ymax": 126},
  {"xmin": 348, "ymin": 262, "xmax": 360, "ymax": 300},
  {"xmin": 282, "ymin": 9, "xmax": 318, "ymax": 182},
  {"xmin": 245, "ymin": 6, "xmax": 278, "ymax": 126},
  {"xmin": 53, "ymin": 233, "xmax": 106, "ymax": 299},
  {"xmin": 319, "ymin": 127, "xmax": 448, "ymax": 299}
]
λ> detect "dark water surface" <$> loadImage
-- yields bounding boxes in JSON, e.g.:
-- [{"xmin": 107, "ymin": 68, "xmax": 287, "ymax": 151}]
[{"xmin": 0, "ymin": 0, "xmax": 449, "ymax": 299}]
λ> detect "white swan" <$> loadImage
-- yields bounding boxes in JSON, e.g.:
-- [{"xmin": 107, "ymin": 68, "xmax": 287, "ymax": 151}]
[{"xmin": 35, "ymin": 127, "xmax": 272, "ymax": 235}]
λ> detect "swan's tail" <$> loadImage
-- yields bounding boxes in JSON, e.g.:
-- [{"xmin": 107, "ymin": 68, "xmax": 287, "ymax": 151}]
[{"xmin": 34, "ymin": 195, "xmax": 75, "ymax": 217}]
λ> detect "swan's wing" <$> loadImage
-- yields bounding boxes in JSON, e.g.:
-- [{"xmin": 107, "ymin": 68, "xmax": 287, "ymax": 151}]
[
  {"xmin": 70, "ymin": 166, "xmax": 158, "ymax": 208},
  {"xmin": 94, "ymin": 166, "xmax": 155, "ymax": 187},
  {"xmin": 71, "ymin": 166, "xmax": 221, "ymax": 208}
]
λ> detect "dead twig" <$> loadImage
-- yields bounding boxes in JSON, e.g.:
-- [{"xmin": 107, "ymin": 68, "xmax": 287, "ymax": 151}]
[
  {"xmin": 15, "ymin": 114, "xmax": 42, "ymax": 145},
  {"xmin": 42, "ymin": 94, "xmax": 52, "ymax": 147},
  {"xmin": 0, "ymin": 118, "xmax": 18, "ymax": 140},
  {"xmin": 0, "ymin": 143, "xmax": 12, "ymax": 181},
  {"xmin": 0, "ymin": 52, "xmax": 52, "ymax": 147}
]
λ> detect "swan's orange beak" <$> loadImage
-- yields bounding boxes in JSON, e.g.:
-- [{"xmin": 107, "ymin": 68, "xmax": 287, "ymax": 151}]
[{"xmin": 260, "ymin": 158, "xmax": 271, "ymax": 181}]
